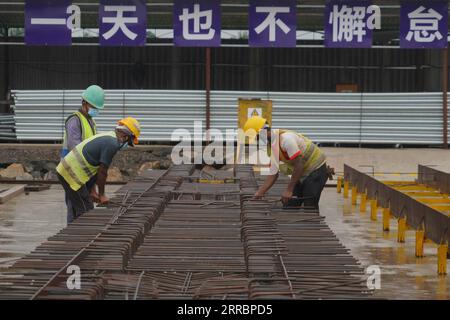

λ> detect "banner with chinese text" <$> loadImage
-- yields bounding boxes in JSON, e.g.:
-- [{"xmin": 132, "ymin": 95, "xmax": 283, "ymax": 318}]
[
  {"xmin": 99, "ymin": 0, "xmax": 147, "ymax": 46},
  {"xmin": 25, "ymin": 0, "xmax": 72, "ymax": 46},
  {"xmin": 173, "ymin": 0, "xmax": 221, "ymax": 47},
  {"xmin": 400, "ymin": 1, "xmax": 448, "ymax": 49},
  {"xmin": 324, "ymin": 0, "xmax": 380, "ymax": 48},
  {"xmin": 249, "ymin": 0, "xmax": 297, "ymax": 47}
]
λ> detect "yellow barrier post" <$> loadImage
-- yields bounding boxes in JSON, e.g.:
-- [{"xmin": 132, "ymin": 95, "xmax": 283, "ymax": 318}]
[
  {"xmin": 437, "ymin": 243, "xmax": 448, "ymax": 275},
  {"xmin": 415, "ymin": 230, "xmax": 425, "ymax": 258},
  {"xmin": 337, "ymin": 177, "xmax": 342, "ymax": 193},
  {"xmin": 351, "ymin": 186, "xmax": 357, "ymax": 205},
  {"xmin": 359, "ymin": 193, "xmax": 367, "ymax": 213},
  {"xmin": 382, "ymin": 208, "xmax": 390, "ymax": 231},
  {"xmin": 397, "ymin": 218, "xmax": 406, "ymax": 243},
  {"xmin": 343, "ymin": 181, "xmax": 349, "ymax": 198},
  {"xmin": 370, "ymin": 199, "xmax": 378, "ymax": 221}
]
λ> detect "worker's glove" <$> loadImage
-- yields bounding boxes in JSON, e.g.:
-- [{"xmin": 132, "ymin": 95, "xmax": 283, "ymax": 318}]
[{"xmin": 281, "ymin": 190, "xmax": 293, "ymax": 205}]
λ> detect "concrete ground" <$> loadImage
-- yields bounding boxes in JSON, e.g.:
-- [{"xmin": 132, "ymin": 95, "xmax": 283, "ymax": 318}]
[
  {"xmin": 318, "ymin": 147, "xmax": 450, "ymax": 300},
  {"xmin": 0, "ymin": 147, "xmax": 449, "ymax": 299},
  {"xmin": 322, "ymin": 147, "xmax": 450, "ymax": 174},
  {"xmin": 321, "ymin": 189, "xmax": 449, "ymax": 300},
  {"xmin": 0, "ymin": 184, "xmax": 120, "ymax": 271}
]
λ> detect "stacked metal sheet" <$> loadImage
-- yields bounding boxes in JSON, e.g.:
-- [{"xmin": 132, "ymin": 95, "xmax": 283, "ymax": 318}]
[
  {"xmin": 12, "ymin": 89, "xmax": 447, "ymax": 144},
  {"xmin": 0, "ymin": 114, "xmax": 15, "ymax": 141}
]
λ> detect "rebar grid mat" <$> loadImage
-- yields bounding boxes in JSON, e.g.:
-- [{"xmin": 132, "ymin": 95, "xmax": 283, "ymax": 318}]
[
  {"xmin": 0, "ymin": 166, "xmax": 195, "ymax": 299},
  {"xmin": 0, "ymin": 164, "xmax": 372, "ymax": 300},
  {"xmin": 238, "ymin": 166, "xmax": 371, "ymax": 299}
]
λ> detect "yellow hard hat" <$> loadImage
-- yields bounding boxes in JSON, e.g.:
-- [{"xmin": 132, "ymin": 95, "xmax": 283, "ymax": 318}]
[
  {"xmin": 117, "ymin": 117, "xmax": 141, "ymax": 145},
  {"xmin": 243, "ymin": 116, "xmax": 267, "ymax": 143}
]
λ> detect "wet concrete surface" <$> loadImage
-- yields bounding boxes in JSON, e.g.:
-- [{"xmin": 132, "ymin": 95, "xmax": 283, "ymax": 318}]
[
  {"xmin": 322, "ymin": 147, "xmax": 450, "ymax": 174},
  {"xmin": 320, "ymin": 188, "xmax": 449, "ymax": 300},
  {"xmin": 0, "ymin": 184, "xmax": 119, "ymax": 271}
]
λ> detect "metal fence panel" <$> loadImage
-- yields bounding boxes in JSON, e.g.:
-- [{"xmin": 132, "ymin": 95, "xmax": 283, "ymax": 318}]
[
  {"xmin": 11, "ymin": 90, "xmax": 446, "ymax": 145},
  {"xmin": 211, "ymin": 91, "xmax": 363, "ymax": 143},
  {"xmin": 12, "ymin": 90, "xmax": 205, "ymax": 142}
]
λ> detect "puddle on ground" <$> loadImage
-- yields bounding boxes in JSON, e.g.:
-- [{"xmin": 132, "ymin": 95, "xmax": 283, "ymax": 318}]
[
  {"xmin": 320, "ymin": 188, "xmax": 449, "ymax": 300},
  {"xmin": 0, "ymin": 184, "xmax": 119, "ymax": 271}
]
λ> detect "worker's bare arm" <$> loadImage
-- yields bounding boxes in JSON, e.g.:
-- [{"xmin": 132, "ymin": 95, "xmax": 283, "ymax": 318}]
[
  {"xmin": 96, "ymin": 164, "xmax": 109, "ymax": 203},
  {"xmin": 254, "ymin": 173, "xmax": 279, "ymax": 198},
  {"xmin": 282, "ymin": 157, "xmax": 304, "ymax": 204},
  {"xmin": 287, "ymin": 157, "xmax": 304, "ymax": 192}
]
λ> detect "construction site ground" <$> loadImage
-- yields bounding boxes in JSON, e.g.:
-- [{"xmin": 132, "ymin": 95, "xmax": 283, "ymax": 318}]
[{"xmin": 0, "ymin": 147, "xmax": 449, "ymax": 299}]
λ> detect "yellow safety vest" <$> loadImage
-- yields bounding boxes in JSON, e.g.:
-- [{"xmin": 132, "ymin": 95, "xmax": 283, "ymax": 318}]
[
  {"xmin": 57, "ymin": 131, "xmax": 116, "ymax": 191},
  {"xmin": 273, "ymin": 129, "xmax": 326, "ymax": 177},
  {"xmin": 61, "ymin": 111, "xmax": 97, "ymax": 156}
]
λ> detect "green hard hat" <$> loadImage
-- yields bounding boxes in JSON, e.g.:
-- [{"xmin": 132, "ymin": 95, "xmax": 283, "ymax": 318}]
[{"xmin": 82, "ymin": 85, "xmax": 105, "ymax": 110}]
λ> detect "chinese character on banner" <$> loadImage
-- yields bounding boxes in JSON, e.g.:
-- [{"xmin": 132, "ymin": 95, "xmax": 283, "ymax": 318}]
[
  {"xmin": 324, "ymin": 0, "xmax": 381, "ymax": 48},
  {"xmin": 173, "ymin": 0, "xmax": 221, "ymax": 47},
  {"xmin": 249, "ymin": 0, "xmax": 297, "ymax": 47},
  {"xmin": 25, "ymin": 0, "xmax": 73, "ymax": 45},
  {"xmin": 99, "ymin": 0, "xmax": 147, "ymax": 46},
  {"xmin": 400, "ymin": 1, "xmax": 448, "ymax": 49}
]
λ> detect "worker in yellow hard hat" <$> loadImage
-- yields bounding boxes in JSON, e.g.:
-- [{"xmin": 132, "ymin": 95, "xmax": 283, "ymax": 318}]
[
  {"xmin": 244, "ymin": 115, "xmax": 329, "ymax": 209},
  {"xmin": 56, "ymin": 117, "xmax": 141, "ymax": 224}
]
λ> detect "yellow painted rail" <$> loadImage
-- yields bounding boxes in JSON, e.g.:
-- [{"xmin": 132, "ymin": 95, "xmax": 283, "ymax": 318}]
[{"xmin": 341, "ymin": 166, "xmax": 449, "ymax": 276}]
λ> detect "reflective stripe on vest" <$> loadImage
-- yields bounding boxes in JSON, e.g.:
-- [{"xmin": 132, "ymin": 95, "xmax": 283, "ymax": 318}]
[
  {"xmin": 276, "ymin": 129, "xmax": 326, "ymax": 177},
  {"xmin": 62, "ymin": 111, "xmax": 97, "ymax": 153},
  {"xmin": 57, "ymin": 131, "xmax": 116, "ymax": 191}
]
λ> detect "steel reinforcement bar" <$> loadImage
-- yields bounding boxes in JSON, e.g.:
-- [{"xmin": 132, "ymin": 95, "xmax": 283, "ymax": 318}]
[{"xmin": 0, "ymin": 164, "xmax": 373, "ymax": 299}]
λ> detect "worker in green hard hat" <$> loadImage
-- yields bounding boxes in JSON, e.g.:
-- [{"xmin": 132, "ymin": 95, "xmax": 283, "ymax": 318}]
[
  {"xmin": 61, "ymin": 84, "xmax": 105, "ymax": 223},
  {"xmin": 61, "ymin": 85, "xmax": 105, "ymax": 158}
]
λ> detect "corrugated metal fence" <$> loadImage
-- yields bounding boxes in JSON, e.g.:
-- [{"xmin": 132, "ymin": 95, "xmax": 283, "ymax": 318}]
[{"xmin": 11, "ymin": 90, "xmax": 448, "ymax": 145}]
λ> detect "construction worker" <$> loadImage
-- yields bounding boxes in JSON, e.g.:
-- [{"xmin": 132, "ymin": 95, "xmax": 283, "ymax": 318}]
[
  {"xmin": 60, "ymin": 85, "xmax": 105, "ymax": 223},
  {"xmin": 244, "ymin": 116, "xmax": 328, "ymax": 209},
  {"xmin": 56, "ymin": 117, "xmax": 141, "ymax": 224},
  {"xmin": 61, "ymin": 85, "xmax": 104, "ymax": 157}
]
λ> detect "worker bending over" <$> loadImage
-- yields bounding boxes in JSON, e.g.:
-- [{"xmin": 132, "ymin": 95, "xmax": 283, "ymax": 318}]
[
  {"xmin": 56, "ymin": 117, "xmax": 141, "ymax": 224},
  {"xmin": 244, "ymin": 116, "xmax": 328, "ymax": 209}
]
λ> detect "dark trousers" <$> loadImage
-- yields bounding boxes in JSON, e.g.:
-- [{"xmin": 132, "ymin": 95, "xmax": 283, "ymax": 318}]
[
  {"xmin": 58, "ymin": 173, "xmax": 94, "ymax": 224},
  {"xmin": 284, "ymin": 163, "xmax": 329, "ymax": 210},
  {"xmin": 64, "ymin": 175, "xmax": 96, "ymax": 223}
]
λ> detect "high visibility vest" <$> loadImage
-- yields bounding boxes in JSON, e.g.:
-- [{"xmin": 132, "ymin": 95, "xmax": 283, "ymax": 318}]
[
  {"xmin": 57, "ymin": 131, "xmax": 116, "ymax": 191},
  {"xmin": 273, "ymin": 129, "xmax": 326, "ymax": 177},
  {"xmin": 61, "ymin": 111, "xmax": 97, "ymax": 158}
]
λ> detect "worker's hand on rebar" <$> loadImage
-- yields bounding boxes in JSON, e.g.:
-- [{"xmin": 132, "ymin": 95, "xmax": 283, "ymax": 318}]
[
  {"xmin": 252, "ymin": 191, "xmax": 265, "ymax": 200},
  {"xmin": 90, "ymin": 189, "xmax": 100, "ymax": 203},
  {"xmin": 281, "ymin": 190, "xmax": 293, "ymax": 205},
  {"xmin": 98, "ymin": 194, "xmax": 109, "ymax": 204}
]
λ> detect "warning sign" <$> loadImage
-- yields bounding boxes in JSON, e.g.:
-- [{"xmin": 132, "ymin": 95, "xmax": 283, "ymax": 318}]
[
  {"xmin": 248, "ymin": 107, "xmax": 262, "ymax": 118},
  {"xmin": 238, "ymin": 99, "xmax": 273, "ymax": 130}
]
